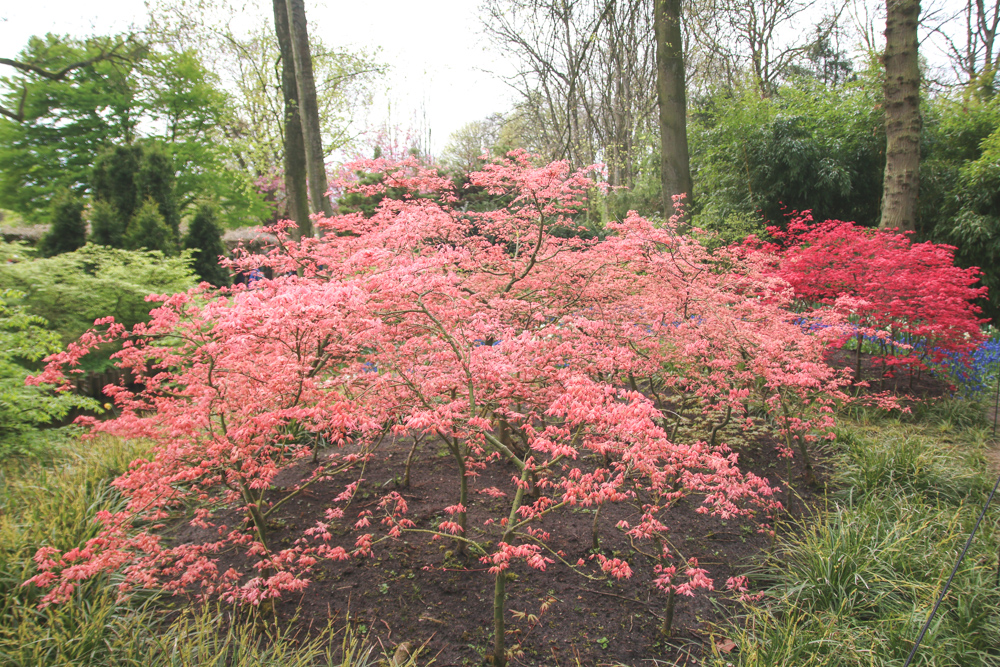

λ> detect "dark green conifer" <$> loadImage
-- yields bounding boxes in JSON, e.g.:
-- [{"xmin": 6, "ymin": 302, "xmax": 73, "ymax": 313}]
[
  {"xmin": 136, "ymin": 144, "xmax": 180, "ymax": 237},
  {"xmin": 89, "ymin": 199, "xmax": 126, "ymax": 247},
  {"xmin": 38, "ymin": 189, "xmax": 86, "ymax": 256},
  {"xmin": 126, "ymin": 198, "xmax": 177, "ymax": 255},
  {"xmin": 92, "ymin": 145, "xmax": 143, "ymax": 225},
  {"xmin": 183, "ymin": 202, "xmax": 229, "ymax": 286},
  {"xmin": 92, "ymin": 143, "xmax": 180, "ymax": 245}
]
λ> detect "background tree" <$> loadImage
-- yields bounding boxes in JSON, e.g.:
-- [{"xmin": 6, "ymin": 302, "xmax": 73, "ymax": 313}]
[
  {"xmin": 183, "ymin": 202, "xmax": 229, "ymax": 286},
  {"xmin": 686, "ymin": 0, "xmax": 840, "ymax": 97},
  {"xmin": 441, "ymin": 114, "xmax": 505, "ymax": 173},
  {"xmin": 89, "ymin": 199, "xmax": 126, "ymax": 247},
  {"xmin": 654, "ymin": 0, "xmax": 692, "ymax": 210},
  {"xmin": 283, "ymin": 0, "xmax": 335, "ymax": 221},
  {"xmin": 92, "ymin": 143, "xmax": 181, "ymax": 246},
  {"xmin": 92, "ymin": 145, "xmax": 143, "ymax": 228},
  {"xmin": 272, "ymin": 0, "xmax": 311, "ymax": 238},
  {"xmin": 136, "ymin": 143, "xmax": 181, "ymax": 237},
  {"xmin": 940, "ymin": 0, "xmax": 1000, "ymax": 97},
  {"xmin": 126, "ymin": 197, "xmax": 177, "ymax": 254},
  {"xmin": 0, "ymin": 34, "xmax": 139, "ymax": 122},
  {"xmin": 0, "ymin": 35, "xmax": 139, "ymax": 218},
  {"xmin": 880, "ymin": 0, "xmax": 922, "ymax": 231},
  {"xmin": 38, "ymin": 189, "xmax": 87, "ymax": 257},
  {"xmin": 139, "ymin": 48, "xmax": 269, "ymax": 229},
  {"xmin": 0, "ymin": 33, "xmax": 270, "ymax": 228},
  {"xmin": 481, "ymin": 0, "xmax": 648, "ymax": 175},
  {"xmin": 144, "ymin": 0, "xmax": 383, "ymax": 232}
]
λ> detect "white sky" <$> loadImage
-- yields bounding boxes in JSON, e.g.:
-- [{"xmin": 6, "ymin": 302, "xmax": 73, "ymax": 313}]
[
  {"xmin": 0, "ymin": 0, "xmax": 975, "ymax": 157},
  {"xmin": 0, "ymin": 0, "xmax": 518, "ymax": 157}
]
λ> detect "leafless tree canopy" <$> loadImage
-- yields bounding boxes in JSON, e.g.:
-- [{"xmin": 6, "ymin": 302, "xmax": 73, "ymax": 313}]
[
  {"xmin": 937, "ymin": 0, "xmax": 1000, "ymax": 94},
  {"xmin": 686, "ymin": 0, "xmax": 842, "ymax": 96},
  {"xmin": 481, "ymin": 0, "xmax": 658, "ymax": 187}
]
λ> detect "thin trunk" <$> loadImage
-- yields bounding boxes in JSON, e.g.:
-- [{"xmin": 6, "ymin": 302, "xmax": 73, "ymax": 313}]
[
  {"xmin": 493, "ymin": 567, "xmax": 509, "ymax": 666},
  {"xmin": 880, "ymin": 0, "xmax": 921, "ymax": 232},
  {"xmin": 458, "ymin": 453, "xmax": 469, "ymax": 538},
  {"xmin": 402, "ymin": 435, "xmax": 421, "ymax": 488},
  {"xmin": 654, "ymin": 0, "xmax": 692, "ymax": 217},
  {"xmin": 592, "ymin": 502, "xmax": 602, "ymax": 550},
  {"xmin": 272, "ymin": 0, "xmax": 311, "ymax": 240},
  {"xmin": 661, "ymin": 586, "xmax": 676, "ymax": 636},
  {"xmin": 492, "ymin": 468, "xmax": 529, "ymax": 667},
  {"xmin": 285, "ymin": 0, "xmax": 335, "ymax": 221},
  {"xmin": 855, "ymin": 332, "xmax": 864, "ymax": 382}
]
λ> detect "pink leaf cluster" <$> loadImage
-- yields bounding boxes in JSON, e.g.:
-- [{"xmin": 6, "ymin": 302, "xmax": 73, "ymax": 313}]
[{"xmin": 26, "ymin": 152, "xmax": 858, "ymax": 611}]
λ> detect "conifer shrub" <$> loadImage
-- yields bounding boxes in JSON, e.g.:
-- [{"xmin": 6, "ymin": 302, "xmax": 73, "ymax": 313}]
[
  {"xmin": 38, "ymin": 190, "xmax": 86, "ymax": 257},
  {"xmin": 89, "ymin": 199, "xmax": 126, "ymax": 248},
  {"xmin": 126, "ymin": 198, "xmax": 177, "ymax": 255},
  {"xmin": 183, "ymin": 202, "xmax": 229, "ymax": 286}
]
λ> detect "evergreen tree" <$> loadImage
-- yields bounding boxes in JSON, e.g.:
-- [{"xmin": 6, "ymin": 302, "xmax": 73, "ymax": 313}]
[
  {"xmin": 137, "ymin": 144, "xmax": 180, "ymax": 237},
  {"xmin": 38, "ymin": 189, "xmax": 86, "ymax": 256},
  {"xmin": 126, "ymin": 198, "xmax": 176, "ymax": 255},
  {"xmin": 92, "ymin": 143, "xmax": 180, "ymax": 246},
  {"xmin": 89, "ymin": 199, "xmax": 126, "ymax": 247},
  {"xmin": 183, "ymin": 202, "xmax": 229, "ymax": 286},
  {"xmin": 92, "ymin": 145, "xmax": 143, "ymax": 226}
]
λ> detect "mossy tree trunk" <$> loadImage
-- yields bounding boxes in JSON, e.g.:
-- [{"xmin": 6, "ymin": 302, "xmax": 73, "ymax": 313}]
[
  {"xmin": 272, "ymin": 0, "xmax": 311, "ymax": 240},
  {"xmin": 285, "ymin": 0, "xmax": 335, "ymax": 222}
]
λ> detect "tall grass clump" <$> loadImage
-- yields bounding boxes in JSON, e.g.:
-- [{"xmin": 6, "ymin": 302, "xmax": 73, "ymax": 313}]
[
  {"xmin": 0, "ymin": 436, "xmax": 418, "ymax": 667},
  {"xmin": 712, "ymin": 410, "xmax": 1000, "ymax": 667}
]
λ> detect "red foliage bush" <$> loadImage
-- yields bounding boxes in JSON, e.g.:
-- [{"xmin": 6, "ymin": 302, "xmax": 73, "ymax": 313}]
[{"xmin": 749, "ymin": 213, "xmax": 988, "ymax": 379}]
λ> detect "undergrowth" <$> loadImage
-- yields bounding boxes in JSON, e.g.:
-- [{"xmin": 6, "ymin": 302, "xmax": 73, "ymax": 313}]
[
  {"xmin": 0, "ymin": 437, "xmax": 424, "ymax": 667},
  {"xmin": 711, "ymin": 398, "xmax": 1000, "ymax": 667},
  {"xmin": 6, "ymin": 400, "xmax": 999, "ymax": 666}
]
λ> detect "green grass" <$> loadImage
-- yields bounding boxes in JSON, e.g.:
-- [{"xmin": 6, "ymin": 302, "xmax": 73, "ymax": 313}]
[
  {"xmin": 0, "ymin": 436, "xmax": 425, "ymax": 667},
  {"xmin": 711, "ymin": 400, "xmax": 1000, "ymax": 666}
]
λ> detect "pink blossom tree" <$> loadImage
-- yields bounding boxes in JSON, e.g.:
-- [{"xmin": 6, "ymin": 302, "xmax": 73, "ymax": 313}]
[{"xmin": 26, "ymin": 152, "xmax": 860, "ymax": 665}]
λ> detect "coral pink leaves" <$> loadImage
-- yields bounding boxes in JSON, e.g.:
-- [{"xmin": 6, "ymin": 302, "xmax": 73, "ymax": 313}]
[{"xmin": 24, "ymin": 152, "xmax": 812, "ymax": 663}]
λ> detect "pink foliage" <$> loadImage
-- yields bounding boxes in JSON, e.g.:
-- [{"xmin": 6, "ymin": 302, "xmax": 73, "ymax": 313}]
[{"xmin": 25, "ymin": 151, "xmax": 854, "ymax": 615}]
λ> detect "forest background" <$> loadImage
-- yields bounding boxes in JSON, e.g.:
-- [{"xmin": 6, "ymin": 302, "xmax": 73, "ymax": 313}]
[{"xmin": 2, "ymin": 0, "xmax": 999, "ymax": 318}]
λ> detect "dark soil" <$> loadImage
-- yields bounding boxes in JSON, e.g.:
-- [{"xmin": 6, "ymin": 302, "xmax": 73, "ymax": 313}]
[
  {"xmin": 826, "ymin": 348, "xmax": 952, "ymax": 400},
  {"xmin": 169, "ymin": 424, "xmax": 828, "ymax": 667}
]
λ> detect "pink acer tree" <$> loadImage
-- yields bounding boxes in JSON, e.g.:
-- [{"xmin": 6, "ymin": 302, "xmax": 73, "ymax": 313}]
[{"xmin": 27, "ymin": 152, "xmax": 859, "ymax": 665}]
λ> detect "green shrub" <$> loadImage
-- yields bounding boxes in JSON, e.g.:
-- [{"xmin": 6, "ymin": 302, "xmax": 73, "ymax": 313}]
[
  {"xmin": 0, "ymin": 290, "xmax": 97, "ymax": 459},
  {"xmin": 0, "ymin": 243, "xmax": 195, "ymax": 365},
  {"xmin": 126, "ymin": 198, "xmax": 177, "ymax": 255},
  {"xmin": 38, "ymin": 190, "xmax": 87, "ymax": 257},
  {"xmin": 89, "ymin": 199, "xmax": 126, "ymax": 248},
  {"xmin": 183, "ymin": 202, "xmax": 229, "ymax": 286}
]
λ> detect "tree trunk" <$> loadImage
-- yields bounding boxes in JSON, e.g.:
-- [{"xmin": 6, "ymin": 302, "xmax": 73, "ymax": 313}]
[
  {"xmin": 654, "ymin": 0, "xmax": 692, "ymax": 218},
  {"xmin": 285, "ymin": 0, "xmax": 335, "ymax": 222},
  {"xmin": 272, "ymin": 0, "xmax": 311, "ymax": 240},
  {"xmin": 879, "ymin": 0, "xmax": 921, "ymax": 232}
]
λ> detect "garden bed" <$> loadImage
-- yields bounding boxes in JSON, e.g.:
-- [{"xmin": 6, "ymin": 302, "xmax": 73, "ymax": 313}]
[{"xmin": 167, "ymin": 427, "xmax": 828, "ymax": 666}]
